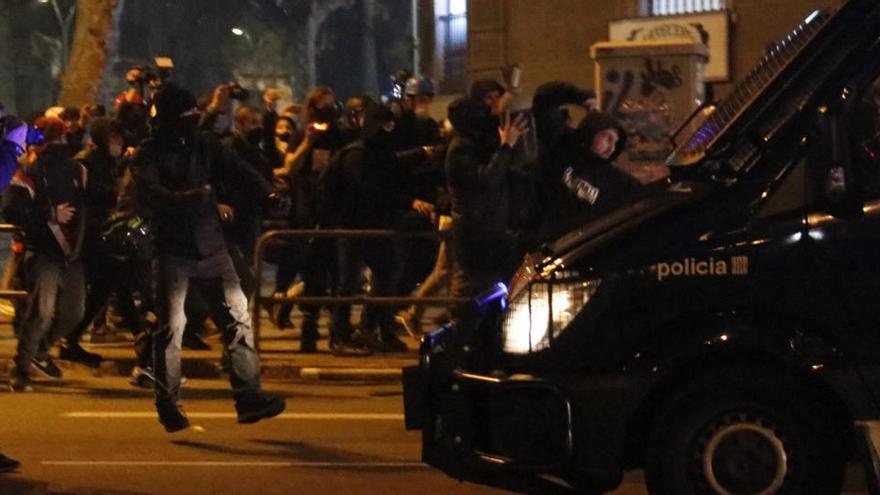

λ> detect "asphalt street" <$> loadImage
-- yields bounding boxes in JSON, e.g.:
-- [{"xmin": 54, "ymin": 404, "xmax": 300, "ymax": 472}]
[{"xmin": 0, "ymin": 366, "xmax": 876, "ymax": 495}]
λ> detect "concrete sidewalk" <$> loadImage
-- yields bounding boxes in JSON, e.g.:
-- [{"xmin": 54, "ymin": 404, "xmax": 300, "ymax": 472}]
[{"xmin": 0, "ymin": 312, "xmax": 423, "ymax": 383}]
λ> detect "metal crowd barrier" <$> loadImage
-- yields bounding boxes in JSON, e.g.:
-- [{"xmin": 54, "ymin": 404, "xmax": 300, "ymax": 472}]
[
  {"xmin": 252, "ymin": 229, "xmax": 468, "ymax": 351},
  {"xmin": 0, "ymin": 224, "xmax": 28, "ymax": 301}
]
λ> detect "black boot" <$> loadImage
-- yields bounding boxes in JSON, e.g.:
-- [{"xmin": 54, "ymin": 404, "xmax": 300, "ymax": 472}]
[
  {"xmin": 59, "ymin": 343, "xmax": 103, "ymax": 368},
  {"xmin": 156, "ymin": 400, "xmax": 190, "ymax": 433},
  {"xmin": 235, "ymin": 393, "xmax": 286, "ymax": 424},
  {"xmin": 0, "ymin": 453, "xmax": 20, "ymax": 473}
]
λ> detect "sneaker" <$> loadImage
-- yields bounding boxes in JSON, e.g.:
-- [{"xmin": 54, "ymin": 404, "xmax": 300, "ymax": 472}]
[
  {"xmin": 182, "ymin": 332, "xmax": 211, "ymax": 350},
  {"xmin": 8, "ymin": 373, "xmax": 33, "ymax": 393},
  {"xmin": 130, "ymin": 366, "xmax": 156, "ymax": 388},
  {"xmin": 31, "ymin": 356, "xmax": 62, "ymax": 379},
  {"xmin": 377, "ymin": 333, "xmax": 409, "ymax": 353},
  {"xmin": 329, "ymin": 337, "xmax": 372, "ymax": 357},
  {"xmin": 156, "ymin": 402, "xmax": 190, "ymax": 433},
  {"xmin": 59, "ymin": 343, "xmax": 102, "ymax": 368},
  {"xmin": 0, "ymin": 453, "xmax": 20, "ymax": 473},
  {"xmin": 236, "ymin": 394, "xmax": 286, "ymax": 424},
  {"xmin": 269, "ymin": 295, "xmax": 292, "ymax": 330}
]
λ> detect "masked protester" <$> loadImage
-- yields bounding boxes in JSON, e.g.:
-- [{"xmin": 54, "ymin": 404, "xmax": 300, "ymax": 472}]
[
  {"xmin": 272, "ymin": 86, "xmax": 345, "ymax": 352},
  {"xmin": 446, "ymin": 97, "xmax": 527, "ymax": 298},
  {"xmin": 329, "ymin": 103, "xmax": 411, "ymax": 353},
  {"xmin": 219, "ymin": 105, "xmax": 277, "ymax": 296},
  {"xmin": 2, "ymin": 116, "xmax": 87, "ymax": 391},
  {"xmin": 132, "ymin": 83, "xmax": 283, "ymax": 432},
  {"xmin": 58, "ymin": 117, "xmax": 128, "ymax": 368}
]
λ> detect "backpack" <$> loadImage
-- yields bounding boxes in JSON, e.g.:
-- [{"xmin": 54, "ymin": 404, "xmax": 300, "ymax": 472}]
[{"xmin": 316, "ymin": 141, "xmax": 364, "ymax": 227}]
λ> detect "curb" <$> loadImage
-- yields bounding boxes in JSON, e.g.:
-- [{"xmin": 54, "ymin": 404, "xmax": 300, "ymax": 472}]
[{"xmin": 0, "ymin": 357, "xmax": 407, "ymax": 384}]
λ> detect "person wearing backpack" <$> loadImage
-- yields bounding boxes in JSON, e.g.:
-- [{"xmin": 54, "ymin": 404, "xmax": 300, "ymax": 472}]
[
  {"xmin": 2, "ymin": 116, "xmax": 87, "ymax": 391},
  {"xmin": 328, "ymin": 103, "xmax": 411, "ymax": 353}
]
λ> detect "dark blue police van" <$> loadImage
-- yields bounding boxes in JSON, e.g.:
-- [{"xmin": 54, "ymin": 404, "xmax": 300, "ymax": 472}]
[{"xmin": 404, "ymin": 1, "xmax": 880, "ymax": 493}]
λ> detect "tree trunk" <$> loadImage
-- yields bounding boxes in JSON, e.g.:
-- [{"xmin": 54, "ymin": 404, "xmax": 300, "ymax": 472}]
[
  {"xmin": 0, "ymin": 0, "xmax": 17, "ymax": 115},
  {"xmin": 96, "ymin": 0, "xmax": 126, "ymax": 107},
  {"xmin": 58, "ymin": 0, "xmax": 119, "ymax": 107}
]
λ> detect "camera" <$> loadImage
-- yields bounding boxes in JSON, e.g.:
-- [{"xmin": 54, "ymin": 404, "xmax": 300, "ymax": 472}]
[
  {"xmin": 127, "ymin": 65, "xmax": 157, "ymax": 86},
  {"xmin": 228, "ymin": 81, "xmax": 250, "ymax": 101}
]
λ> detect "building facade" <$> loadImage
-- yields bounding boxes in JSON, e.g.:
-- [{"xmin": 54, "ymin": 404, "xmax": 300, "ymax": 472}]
[{"xmin": 418, "ymin": 0, "xmax": 842, "ymax": 108}]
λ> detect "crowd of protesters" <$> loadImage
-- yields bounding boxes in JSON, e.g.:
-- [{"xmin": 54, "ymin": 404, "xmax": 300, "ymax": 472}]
[{"xmin": 0, "ymin": 66, "xmax": 671, "ymax": 447}]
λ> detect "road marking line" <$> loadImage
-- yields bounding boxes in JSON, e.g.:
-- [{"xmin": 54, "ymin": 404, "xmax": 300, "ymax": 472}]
[
  {"xmin": 62, "ymin": 412, "xmax": 404, "ymax": 420},
  {"xmin": 41, "ymin": 461, "xmax": 427, "ymax": 468}
]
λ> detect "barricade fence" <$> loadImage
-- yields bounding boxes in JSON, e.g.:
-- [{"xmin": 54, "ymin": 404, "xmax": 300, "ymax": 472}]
[{"xmin": 252, "ymin": 229, "xmax": 468, "ymax": 352}]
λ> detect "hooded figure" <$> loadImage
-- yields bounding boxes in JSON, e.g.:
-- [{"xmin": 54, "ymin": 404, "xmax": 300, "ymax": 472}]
[
  {"xmin": 445, "ymin": 96, "xmax": 523, "ymax": 298},
  {"xmin": 133, "ymin": 83, "xmax": 283, "ymax": 432},
  {"xmin": 329, "ymin": 102, "xmax": 410, "ymax": 353},
  {"xmin": 531, "ymin": 111, "xmax": 643, "ymax": 245}
]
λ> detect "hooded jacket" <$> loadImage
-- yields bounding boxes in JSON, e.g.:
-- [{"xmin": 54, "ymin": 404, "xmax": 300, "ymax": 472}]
[
  {"xmin": 445, "ymin": 97, "xmax": 516, "ymax": 239},
  {"xmin": 531, "ymin": 111, "xmax": 644, "ymax": 245},
  {"xmin": 2, "ymin": 143, "xmax": 87, "ymax": 260},
  {"xmin": 77, "ymin": 118, "xmax": 121, "ymax": 241},
  {"xmin": 134, "ymin": 84, "xmax": 272, "ymax": 260}
]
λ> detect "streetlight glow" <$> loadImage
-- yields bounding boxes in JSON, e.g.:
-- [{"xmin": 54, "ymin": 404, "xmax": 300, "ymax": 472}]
[{"xmin": 231, "ymin": 27, "xmax": 244, "ymax": 36}]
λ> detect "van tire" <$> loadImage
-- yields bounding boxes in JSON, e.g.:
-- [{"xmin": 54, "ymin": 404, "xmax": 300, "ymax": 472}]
[{"xmin": 644, "ymin": 367, "xmax": 845, "ymax": 495}]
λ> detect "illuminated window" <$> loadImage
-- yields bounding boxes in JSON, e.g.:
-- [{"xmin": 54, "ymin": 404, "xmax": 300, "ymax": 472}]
[
  {"xmin": 436, "ymin": 0, "xmax": 467, "ymax": 92},
  {"xmin": 653, "ymin": 0, "xmax": 725, "ymax": 15}
]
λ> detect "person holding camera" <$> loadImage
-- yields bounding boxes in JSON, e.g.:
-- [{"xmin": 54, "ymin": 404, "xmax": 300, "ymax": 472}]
[
  {"xmin": 273, "ymin": 86, "xmax": 352, "ymax": 353},
  {"xmin": 200, "ymin": 82, "xmax": 250, "ymax": 138},
  {"xmin": 2, "ymin": 116, "xmax": 88, "ymax": 391},
  {"xmin": 133, "ymin": 83, "xmax": 283, "ymax": 432}
]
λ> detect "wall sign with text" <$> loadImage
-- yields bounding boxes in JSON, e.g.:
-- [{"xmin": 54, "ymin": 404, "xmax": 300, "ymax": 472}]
[{"xmin": 609, "ymin": 11, "xmax": 730, "ymax": 82}]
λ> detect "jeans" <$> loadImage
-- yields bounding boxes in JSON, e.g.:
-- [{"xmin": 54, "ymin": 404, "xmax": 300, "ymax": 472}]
[
  {"xmin": 14, "ymin": 253, "xmax": 86, "ymax": 375},
  {"xmin": 154, "ymin": 251, "xmax": 261, "ymax": 404}
]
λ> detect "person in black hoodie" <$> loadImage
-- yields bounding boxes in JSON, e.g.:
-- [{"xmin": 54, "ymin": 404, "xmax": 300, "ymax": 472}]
[
  {"xmin": 3, "ymin": 116, "xmax": 87, "ymax": 391},
  {"xmin": 532, "ymin": 111, "xmax": 647, "ymax": 245},
  {"xmin": 446, "ymin": 96, "xmax": 528, "ymax": 298},
  {"xmin": 59, "ymin": 117, "xmax": 126, "ymax": 368},
  {"xmin": 133, "ymin": 83, "xmax": 284, "ymax": 432},
  {"xmin": 331, "ymin": 103, "xmax": 410, "ymax": 353}
]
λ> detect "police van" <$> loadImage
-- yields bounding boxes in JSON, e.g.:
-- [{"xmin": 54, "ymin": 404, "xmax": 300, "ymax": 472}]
[{"xmin": 403, "ymin": 1, "xmax": 880, "ymax": 493}]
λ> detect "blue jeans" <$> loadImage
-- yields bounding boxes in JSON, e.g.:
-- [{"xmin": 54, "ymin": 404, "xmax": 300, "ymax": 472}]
[
  {"xmin": 14, "ymin": 253, "xmax": 85, "ymax": 375},
  {"xmin": 154, "ymin": 251, "xmax": 261, "ymax": 404}
]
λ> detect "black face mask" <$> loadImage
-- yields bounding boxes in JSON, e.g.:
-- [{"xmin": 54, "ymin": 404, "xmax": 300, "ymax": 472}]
[
  {"xmin": 368, "ymin": 129, "xmax": 393, "ymax": 148},
  {"xmin": 313, "ymin": 106, "xmax": 338, "ymax": 123},
  {"xmin": 276, "ymin": 132, "xmax": 292, "ymax": 142},
  {"xmin": 245, "ymin": 128, "xmax": 264, "ymax": 146},
  {"xmin": 175, "ymin": 115, "xmax": 199, "ymax": 142}
]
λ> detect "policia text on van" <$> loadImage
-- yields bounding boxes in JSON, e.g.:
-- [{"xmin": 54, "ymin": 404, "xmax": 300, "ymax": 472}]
[{"xmin": 403, "ymin": 1, "xmax": 880, "ymax": 494}]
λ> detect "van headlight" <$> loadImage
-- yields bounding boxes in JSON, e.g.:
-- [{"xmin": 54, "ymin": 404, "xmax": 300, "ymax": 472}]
[{"xmin": 502, "ymin": 279, "xmax": 601, "ymax": 354}]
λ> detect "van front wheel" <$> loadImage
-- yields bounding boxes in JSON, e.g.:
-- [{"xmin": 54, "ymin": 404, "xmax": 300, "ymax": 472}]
[{"xmin": 644, "ymin": 370, "xmax": 845, "ymax": 495}]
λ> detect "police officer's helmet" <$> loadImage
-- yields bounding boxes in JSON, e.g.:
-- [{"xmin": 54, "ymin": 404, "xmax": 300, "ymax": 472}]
[{"xmin": 404, "ymin": 76, "xmax": 435, "ymax": 97}]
